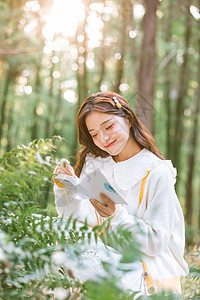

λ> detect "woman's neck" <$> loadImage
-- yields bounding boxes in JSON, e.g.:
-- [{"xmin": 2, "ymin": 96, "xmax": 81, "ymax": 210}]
[{"xmin": 112, "ymin": 137, "xmax": 143, "ymax": 162}]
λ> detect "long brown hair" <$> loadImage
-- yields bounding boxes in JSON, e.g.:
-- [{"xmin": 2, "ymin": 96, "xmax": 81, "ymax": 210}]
[{"xmin": 74, "ymin": 92, "xmax": 164, "ymax": 176}]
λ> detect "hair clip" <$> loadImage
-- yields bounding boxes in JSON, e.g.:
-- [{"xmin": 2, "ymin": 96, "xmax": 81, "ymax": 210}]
[{"xmin": 113, "ymin": 96, "xmax": 122, "ymax": 108}]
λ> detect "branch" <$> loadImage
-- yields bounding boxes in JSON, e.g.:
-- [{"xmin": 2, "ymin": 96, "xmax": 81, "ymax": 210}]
[{"xmin": 0, "ymin": 47, "xmax": 42, "ymax": 55}]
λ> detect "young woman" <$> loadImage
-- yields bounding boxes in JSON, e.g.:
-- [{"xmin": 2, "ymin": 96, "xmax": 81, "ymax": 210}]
[{"xmin": 54, "ymin": 92, "xmax": 188, "ymax": 296}]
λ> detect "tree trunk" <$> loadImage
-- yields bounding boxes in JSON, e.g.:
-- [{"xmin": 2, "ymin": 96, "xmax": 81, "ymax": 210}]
[
  {"xmin": 71, "ymin": 1, "xmax": 90, "ymax": 163},
  {"xmin": 82, "ymin": 0, "xmax": 90, "ymax": 100},
  {"xmin": 114, "ymin": 0, "xmax": 128, "ymax": 94},
  {"xmin": 6, "ymin": 104, "xmax": 14, "ymax": 152},
  {"xmin": 0, "ymin": 69, "xmax": 11, "ymax": 146},
  {"xmin": 136, "ymin": 0, "xmax": 159, "ymax": 132},
  {"xmin": 70, "ymin": 54, "xmax": 82, "ymax": 166},
  {"xmin": 97, "ymin": 35, "xmax": 106, "ymax": 91},
  {"xmin": 173, "ymin": 2, "xmax": 191, "ymax": 172},
  {"xmin": 43, "ymin": 52, "xmax": 55, "ymax": 207},
  {"xmin": 128, "ymin": 0, "xmax": 137, "ymax": 81},
  {"xmin": 52, "ymin": 81, "xmax": 62, "ymax": 136},
  {"xmin": 97, "ymin": 2, "xmax": 109, "ymax": 91},
  {"xmin": 31, "ymin": 65, "xmax": 41, "ymax": 140},
  {"xmin": 45, "ymin": 52, "xmax": 55, "ymax": 138},
  {"xmin": 162, "ymin": 1, "xmax": 174, "ymax": 159},
  {"xmin": 185, "ymin": 39, "xmax": 200, "ymax": 228}
]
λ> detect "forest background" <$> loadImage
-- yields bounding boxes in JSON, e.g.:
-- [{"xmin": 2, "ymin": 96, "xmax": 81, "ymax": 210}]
[{"xmin": 0, "ymin": 0, "xmax": 200, "ymax": 298}]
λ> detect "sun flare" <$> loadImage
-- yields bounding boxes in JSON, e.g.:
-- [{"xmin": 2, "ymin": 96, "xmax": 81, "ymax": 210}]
[
  {"xmin": 43, "ymin": 0, "xmax": 104, "ymax": 48},
  {"xmin": 43, "ymin": 0, "xmax": 85, "ymax": 39}
]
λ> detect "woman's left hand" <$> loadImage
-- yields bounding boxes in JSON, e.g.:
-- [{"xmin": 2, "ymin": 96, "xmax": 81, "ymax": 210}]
[{"xmin": 90, "ymin": 193, "xmax": 116, "ymax": 218}]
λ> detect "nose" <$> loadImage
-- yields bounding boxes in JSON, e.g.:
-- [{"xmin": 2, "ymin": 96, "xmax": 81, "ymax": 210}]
[{"xmin": 99, "ymin": 131, "xmax": 109, "ymax": 142}]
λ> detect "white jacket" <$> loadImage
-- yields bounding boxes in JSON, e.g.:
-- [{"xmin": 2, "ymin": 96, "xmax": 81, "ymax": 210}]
[{"xmin": 54, "ymin": 148, "xmax": 189, "ymax": 295}]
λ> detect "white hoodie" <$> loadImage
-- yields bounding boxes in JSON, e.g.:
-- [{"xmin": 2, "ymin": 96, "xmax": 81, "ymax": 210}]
[{"xmin": 54, "ymin": 148, "xmax": 189, "ymax": 295}]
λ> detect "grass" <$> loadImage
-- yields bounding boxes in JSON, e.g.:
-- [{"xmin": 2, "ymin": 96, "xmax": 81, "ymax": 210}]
[{"xmin": 182, "ymin": 246, "xmax": 200, "ymax": 299}]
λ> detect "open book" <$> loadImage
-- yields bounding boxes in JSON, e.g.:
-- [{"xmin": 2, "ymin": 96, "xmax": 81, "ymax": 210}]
[{"xmin": 54, "ymin": 169, "xmax": 127, "ymax": 205}]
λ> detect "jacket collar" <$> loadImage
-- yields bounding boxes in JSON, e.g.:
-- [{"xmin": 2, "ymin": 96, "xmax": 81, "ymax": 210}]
[
  {"xmin": 85, "ymin": 148, "xmax": 177, "ymax": 191},
  {"xmin": 112, "ymin": 148, "xmax": 177, "ymax": 190}
]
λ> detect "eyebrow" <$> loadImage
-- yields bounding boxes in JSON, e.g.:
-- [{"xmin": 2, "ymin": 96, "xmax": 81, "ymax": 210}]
[{"xmin": 88, "ymin": 118, "xmax": 113, "ymax": 132}]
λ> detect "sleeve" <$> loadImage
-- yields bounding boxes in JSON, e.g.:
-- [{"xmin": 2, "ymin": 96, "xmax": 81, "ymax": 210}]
[
  {"xmin": 53, "ymin": 158, "xmax": 99, "ymax": 227},
  {"xmin": 109, "ymin": 165, "xmax": 177, "ymax": 257}
]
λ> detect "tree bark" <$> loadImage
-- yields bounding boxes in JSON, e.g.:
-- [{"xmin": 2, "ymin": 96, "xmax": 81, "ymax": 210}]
[
  {"xmin": 52, "ymin": 81, "xmax": 62, "ymax": 136},
  {"xmin": 70, "ymin": 53, "xmax": 82, "ymax": 166},
  {"xmin": 114, "ymin": 0, "xmax": 128, "ymax": 94},
  {"xmin": 173, "ymin": 2, "xmax": 191, "ymax": 172},
  {"xmin": 185, "ymin": 39, "xmax": 200, "ymax": 227},
  {"xmin": 6, "ymin": 104, "xmax": 14, "ymax": 152},
  {"xmin": 45, "ymin": 52, "xmax": 55, "ymax": 138},
  {"xmin": 0, "ymin": 68, "xmax": 11, "ymax": 145},
  {"xmin": 128, "ymin": 0, "xmax": 137, "ymax": 82},
  {"xmin": 82, "ymin": 0, "xmax": 90, "ymax": 100},
  {"xmin": 31, "ymin": 65, "xmax": 41, "ymax": 140},
  {"xmin": 97, "ymin": 35, "xmax": 106, "ymax": 91},
  {"xmin": 71, "ymin": 1, "xmax": 90, "ymax": 163},
  {"xmin": 43, "ymin": 53, "xmax": 55, "ymax": 207},
  {"xmin": 162, "ymin": 1, "xmax": 174, "ymax": 159},
  {"xmin": 136, "ymin": 0, "xmax": 159, "ymax": 132}
]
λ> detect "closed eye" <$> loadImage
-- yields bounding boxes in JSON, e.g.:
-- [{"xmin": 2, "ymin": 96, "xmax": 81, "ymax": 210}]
[
  {"xmin": 90, "ymin": 123, "xmax": 114, "ymax": 138},
  {"xmin": 105, "ymin": 124, "xmax": 114, "ymax": 130}
]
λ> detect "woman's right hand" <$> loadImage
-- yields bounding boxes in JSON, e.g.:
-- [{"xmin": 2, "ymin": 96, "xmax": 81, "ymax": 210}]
[{"xmin": 54, "ymin": 158, "xmax": 75, "ymax": 177}]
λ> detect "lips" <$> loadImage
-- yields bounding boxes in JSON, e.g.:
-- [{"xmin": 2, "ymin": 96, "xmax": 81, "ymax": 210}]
[{"xmin": 105, "ymin": 140, "xmax": 117, "ymax": 148}]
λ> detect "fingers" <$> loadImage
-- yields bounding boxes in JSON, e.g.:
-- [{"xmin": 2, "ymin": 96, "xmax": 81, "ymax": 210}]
[
  {"xmin": 90, "ymin": 199, "xmax": 105, "ymax": 210},
  {"xmin": 61, "ymin": 159, "xmax": 75, "ymax": 176},
  {"xmin": 54, "ymin": 159, "xmax": 75, "ymax": 176},
  {"xmin": 57, "ymin": 166, "xmax": 71, "ymax": 175},
  {"xmin": 100, "ymin": 193, "xmax": 115, "ymax": 209},
  {"xmin": 57, "ymin": 166, "xmax": 73, "ymax": 175},
  {"xmin": 54, "ymin": 165, "xmax": 65, "ymax": 174},
  {"xmin": 90, "ymin": 197, "xmax": 115, "ymax": 218},
  {"xmin": 90, "ymin": 199, "xmax": 108, "ymax": 217},
  {"xmin": 60, "ymin": 158, "xmax": 70, "ymax": 168}
]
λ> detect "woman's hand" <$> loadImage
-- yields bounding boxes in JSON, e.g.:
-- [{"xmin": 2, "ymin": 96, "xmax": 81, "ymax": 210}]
[
  {"xmin": 90, "ymin": 193, "xmax": 116, "ymax": 218},
  {"xmin": 54, "ymin": 158, "xmax": 75, "ymax": 177}
]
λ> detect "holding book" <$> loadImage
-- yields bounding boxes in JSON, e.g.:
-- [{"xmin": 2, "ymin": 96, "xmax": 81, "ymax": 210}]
[{"xmin": 54, "ymin": 168, "xmax": 127, "ymax": 205}]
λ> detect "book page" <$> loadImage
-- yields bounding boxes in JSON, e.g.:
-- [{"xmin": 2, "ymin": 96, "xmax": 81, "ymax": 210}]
[
  {"xmin": 54, "ymin": 173, "xmax": 91, "ymax": 199},
  {"xmin": 79, "ymin": 169, "xmax": 127, "ymax": 205}
]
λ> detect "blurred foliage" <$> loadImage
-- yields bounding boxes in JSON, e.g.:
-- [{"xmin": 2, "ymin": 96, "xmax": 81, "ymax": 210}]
[{"xmin": 0, "ymin": 136, "xmax": 62, "ymax": 209}]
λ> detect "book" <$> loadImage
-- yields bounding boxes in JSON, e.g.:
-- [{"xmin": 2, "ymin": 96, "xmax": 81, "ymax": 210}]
[{"xmin": 54, "ymin": 169, "xmax": 127, "ymax": 205}]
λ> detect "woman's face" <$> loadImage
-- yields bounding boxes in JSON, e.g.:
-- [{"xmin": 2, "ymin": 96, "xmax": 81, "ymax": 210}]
[{"xmin": 85, "ymin": 111, "xmax": 131, "ymax": 156}]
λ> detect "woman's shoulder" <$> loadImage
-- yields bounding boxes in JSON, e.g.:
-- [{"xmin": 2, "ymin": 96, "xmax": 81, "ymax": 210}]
[{"xmin": 148, "ymin": 160, "xmax": 177, "ymax": 185}]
